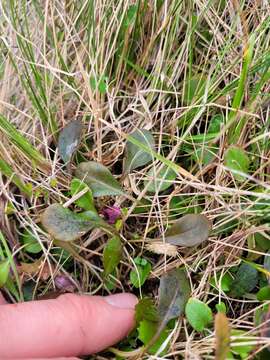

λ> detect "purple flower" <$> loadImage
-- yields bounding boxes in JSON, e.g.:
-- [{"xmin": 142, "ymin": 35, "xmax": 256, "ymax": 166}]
[
  {"xmin": 101, "ymin": 205, "xmax": 121, "ymax": 224},
  {"xmin": 55, "ymin": 275, "xmax": 76, "ymax": 292}
]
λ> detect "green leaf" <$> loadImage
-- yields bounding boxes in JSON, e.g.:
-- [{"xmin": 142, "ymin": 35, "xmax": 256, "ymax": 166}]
[
  {"xmin": 70, "ymin": 178, "xmax": 97, "ymax": 213},
  {"xmin": 254, "ymin": 304, "xmax": 269, "ymax": 329},
  {"xmin": 21, "ymin": 228, "xmax": 42, "ymax": 254},
  {"xmin": 130, "ymin": 258, "xmax": 151, "ymax": 288},
  {"xmin": 98, "ymin": 76, "xmax": 107, "ymax": 94},
  {"xmin": 208, "ymin": 114, "xmax": 223, "ymax": 133},
  {"xmin": 230, "ymin": 263, "xmax": 258, "ymax": 297},
  {"xmin": 185, "ymin": 298, "xmax": 213, "ymax": 332},
  {"xmin": 41, "ymin": 204, "xmax": 94, "ymax": 241},
  {"xmin": 144, "ymin": 165, "xmax": 177, "ymax": 193},
  {"xmin": 183, "ymin": 75, "xmax": 206, "ymax": 105},
  {"xmin": 0, "ymin": 259, "xmax": 10, "ymax": 287},
  {"xmin": 58, "ymin": 120, "xmax": 83, "ymax": 163},
  {"xmin": 231, "ymin": 329, "xmax": 254, "ymax": 359},
  {"xmin": 257, "ymin": 286, "xmax": 270, "ymax": 301},
  {"xmin": 255, "ymin": 233, "xmax": 270, "ymax": 251},
  {"xmin": 124, "ymin": 129, "xmax": 155, "ymax": 173},
  {"xmin": 90, "ymin": 75, "xmax": 108, "ymax": 94},
  {"xmin": 138, "ymin": 320, "xmax": 170, "ymax": 355},
  {"xmin": 135, "ymin": 298, "xmax": 160, "ymax": 324},
  {"xmin": 104, "ymin": 270, "xmax": 117, "ymax": 291},
  {"xmin": 264, "ymin": 250, "xmax": 270, "ymax": 272},
  {"xmin": 75, "ymin": 161, "xmax": 124, "ymax": 197},
  {"xmin": 215, "ymin": 302, "xmax": 227, "ymax": 314},
  {"xmin": 123, "ymin": 4, "xmax": 137, "ymax": 27},
  {"xmin": 165, "ymin": 214, "xmax": 211, "ymax": 247},
  {"xmin": 210, "ymin": 272, "xmax": 234, "ymax": 292},
  {"xmin": 192, "ymin": 145, "xmax": 219, "ymax": 166},
  {"xmin": 254, "ymin": 305, "xmax": 270, "ymax": 352},
  {"xmin": 224, "ymin": 146, "xmax": 250, "ymax": 182},
  {"xmin": 103, "ymin": 236, "xmax": 122, "ymax": 277},
  {"xmin": 158, "ymin": 268, "xmax": 190, "ymax": 323}
]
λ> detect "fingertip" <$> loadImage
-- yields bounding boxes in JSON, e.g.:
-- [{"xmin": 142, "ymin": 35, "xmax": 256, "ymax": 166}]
[
  {"xmin": 104, "ymin": 293, "xmax": 138, "ymax": 309},
  {"xmin": 0, "ymin": 293, "xmax": 138, "ymax": 358}
]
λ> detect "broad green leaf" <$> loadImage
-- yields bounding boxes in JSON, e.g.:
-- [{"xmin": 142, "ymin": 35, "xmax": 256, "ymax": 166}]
[
  {"xmin": 183, "ymin": 75, "xmax": 206, "ymax": 105},
  {"xmin": 169, "ymin": 195, "xmax": 202, "ymax": 218},
  {"xmin": 255, "ymin": 233, "xmax": 270, "ymax": 251},
  {"xmin": 135, "ymin": 298, "xmax": 160, "ymax": 324},
  {"xmin": 133, "ymin": 198, "xmax": 152, "ymax": 214},
  {"xmin": 230, "ymin": 263, "xmax": 258, "ymax": 297},
  {"xmin": 165, "ymin": 214, "xmax": 211, "ymax": 247},
  {"xmin": 208, "ymin": 114, "xmax": 223, "ymax": 133},
  {"xmin": 70, "ymin": 178, "xmax": 97, "ymax": 213},
  {"xmin": 185, "ymin": 298, "xmax": 213, "ymax": 332},
  {"xmin": 192, "ymin": 145, "xmax": 219, "ymax": 166},
  {"xmin": 210, "ymin": 272, "xmax": 234, "ymax": 292},
  {"xmin": 224, "ymin": 146, "xmax": 250, "ymax": 182},
  {"xmin": 130, "ymin": 258, "xmax": 151, "ymax": 288},
  {"xmin": 254, "ymin": 304, "xmax": 268, "ymax": 329},
  {"xmin": 158, "ymin": 268, "xmax": 190, "ymax": 323},
  {"xmin": 75, "ymin": 161, "xmax": 124, "ymax": 197},
  {"xmin": 215, "ymin": 312, "xmax": 230, "ymax": 360},
  {"xmin": 0, "ymin": 259, "xmax": 10, "ymax": 287},
  {"xmin": 257, "ymin": 286, "xmax": 270, "ymax": 301},
  {"xmin": 103, "ymin": 236, "xmax": 122, "ymax": 277},
  {"xmin": 255, "ymin": 305, "xmax": 270, "ymax": 352},
  {"xmin": 58, "ymin": 120, "xmax": 83, "ymax": 163},
  {"xmin": 144, "ymin": 165, "xmax": 177, "ymax": 193},
  {"xmin": 138, "ymin": 319, "xmax": 170, "ymax": 355},
  {"xmin": 41, "ymin": 204, "xmax": 94, "ymax": 241},
  {"xmin": 21, "ymin": 228, "xmax": 42, "ymax": 254},
  {"xmin": 231, "ymin": 329, "xmax": 255, "ymax": 359},
  {"xmin": 124, "ymin": 129, "xmax": 155, "ymax": 173}
]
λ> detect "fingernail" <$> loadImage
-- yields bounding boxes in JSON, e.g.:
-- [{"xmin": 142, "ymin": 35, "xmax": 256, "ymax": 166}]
[{"xmin": 105, "ymin": 293, "xmax": 138, "ymax": 309}]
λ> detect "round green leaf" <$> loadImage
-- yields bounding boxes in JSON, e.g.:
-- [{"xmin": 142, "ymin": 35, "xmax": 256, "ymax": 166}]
[
  {"xmin": 165, "ymin": 214, "xmax": 211, "ymax": 247},
  {"xmin": 138, "ymin": 319, "xmax": 170, "ymax": 355},
  {"xmin": 135, "ymin": 298, "xmax": 160, "ymax": 323},
  {"xmin": 158, "ymin": 268, "xmax": 191, "ymax": 322},
  {"xmin": 41, "ymin": 204, "xmax": 94, "ymax": 241},
  {"xmin": 185, "ymin": 298, "xmax": 213, "ymax": 332},
  {"xmin": 21, "ymin": 228, "xmax": 42, "ymax": 254},
  {"xmin": 58, "ymin": 120, "xmax": 83, "ymax": 163},
  {"xmin": 230, "ymin": 263, "xmax": 258, "ymax": 298},
  {"xmin": 124, "ymin": 129, "xmax": 155, "ymax": 173},
  {"xmin": 257, "ymin": 286, "xmax": 270, "ymax": 301},
  {"xmin": 224, "ymin": 146, "xmax": 250, "ymax": 182},
  {"xmin": 75, "ymin": 161, "xmax": 124, "ymax": 197},
  {"xmin": 130, "ymin": 260, "xmax": 151, "ymax": 288},
  {"xmin": 70, "ymin": 178, "xmax": 97, "ymax": 213}
]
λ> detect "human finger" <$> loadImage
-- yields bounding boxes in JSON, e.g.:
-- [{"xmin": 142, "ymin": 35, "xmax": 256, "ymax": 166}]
[{"xmin": 0, "ymin": 293, "xmax": 137, "ymax": 358}]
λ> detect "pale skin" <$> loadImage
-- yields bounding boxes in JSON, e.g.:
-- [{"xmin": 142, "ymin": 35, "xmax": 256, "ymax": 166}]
[{"xmin": 0, "ymin": 292, "xmax": 137, "ymax": 359}]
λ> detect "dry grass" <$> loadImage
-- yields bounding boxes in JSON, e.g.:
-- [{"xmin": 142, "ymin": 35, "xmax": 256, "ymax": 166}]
[{"xmin": 0, "ymin": 0, "xmax": 270, "ymax": 358}]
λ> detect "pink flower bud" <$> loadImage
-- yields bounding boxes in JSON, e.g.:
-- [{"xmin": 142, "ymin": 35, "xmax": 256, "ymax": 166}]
[{"xmin": 101, "ymin": 205, "xmax": 121, "ymax": 224}]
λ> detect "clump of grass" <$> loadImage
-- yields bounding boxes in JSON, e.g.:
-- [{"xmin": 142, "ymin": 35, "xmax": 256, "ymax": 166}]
[{"xmin": 0, "ymin": 0, "xmax": 270, "ymax": 358}]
